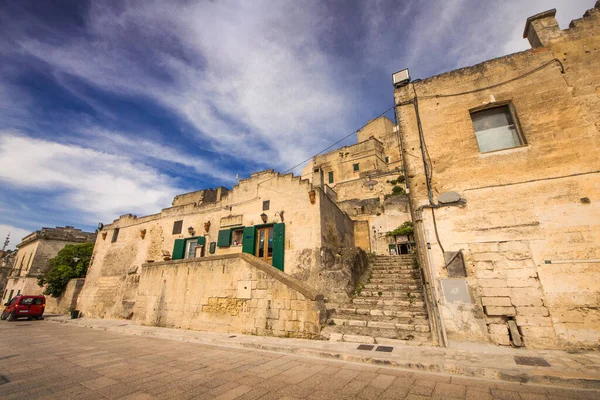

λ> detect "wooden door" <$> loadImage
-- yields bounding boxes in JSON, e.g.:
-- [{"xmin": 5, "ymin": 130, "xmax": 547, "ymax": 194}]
[{"xmin": 255, "ymin": 226, "xmax": 274, "ymax": 264}]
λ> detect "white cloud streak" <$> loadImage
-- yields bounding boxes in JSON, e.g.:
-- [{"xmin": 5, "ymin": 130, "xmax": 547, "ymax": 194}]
[{"xmin": 0, "ymin": 133, "xmax": 183, "ymax": 224}]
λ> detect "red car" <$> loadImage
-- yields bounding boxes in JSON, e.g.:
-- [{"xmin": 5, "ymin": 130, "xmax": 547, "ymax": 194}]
[{"xmin": 1, "ymin": 295, "xmax": 46, "ymax": 321}]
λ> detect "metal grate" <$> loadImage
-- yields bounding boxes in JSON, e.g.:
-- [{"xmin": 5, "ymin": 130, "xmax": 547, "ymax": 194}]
[
  {"xmin": 357, "ymin": 344, "xmax": 375, "ymax": 351},
  {"xmin": 375, "ymin": 346, "xmax": 394, "ymax": 353},
  {"xmin": 514, "ymin": 356, "xmax": 550, "ymax": 367}
]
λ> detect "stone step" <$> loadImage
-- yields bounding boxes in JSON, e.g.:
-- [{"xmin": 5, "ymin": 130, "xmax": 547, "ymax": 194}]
[
  {"xmin": 369, "ymin": 278, "xmax": 421, "ymax": 284},
  {"xmin": 352, "ymin": 298, "xmax": 427, "ymax": 307},
  {"xmin": 370, "ymin": 269, "xmax": 419, "ymax": 276},
  {"xmin": 371, "ymin": 265, "xmax": 418, "ymax": 271},
  {"xmin": 323, "ymin": 325, "xmax": 431, "ymax": 342},
  {"xmin": 330, "ymin": 318, "xmax": 430, "ymax": 333},
  {"xmin": 363, "ymin": 283, "xmax": 421, "ymax": 290},
  {"xmin": 336, "ymin": 307, "xmax": 427, "ymax": 319},
  {"xmin": 358, "ymin": 291, "xmax": 425, "ymax": 301}
]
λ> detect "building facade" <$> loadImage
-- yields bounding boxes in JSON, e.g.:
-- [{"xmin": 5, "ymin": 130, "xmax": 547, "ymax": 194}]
[
  {"xmin": 77, "ymin": 170, "xmax": 359, "ymax": 334},
  {"xmin": 2, "ymin": 226, "xmax": 96, "ymax": 304},
  {"xmin": 394, "ymin": 5, "xmax": 600, "ymax": 349}
]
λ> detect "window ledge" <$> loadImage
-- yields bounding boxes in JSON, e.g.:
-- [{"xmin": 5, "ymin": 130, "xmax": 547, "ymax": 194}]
[{"xmin": 478, "ymin": 144, "xmax": 529, "ymax": 157}]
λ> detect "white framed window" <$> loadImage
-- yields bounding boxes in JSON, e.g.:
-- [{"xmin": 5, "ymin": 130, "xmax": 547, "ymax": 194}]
[
  {"xmin": 231, "ymin": 229, "xmax": 243, "ymax": 246},
  {"xmin": 470, "ymin": 104, "xmax": 525, "ymax": 153}
]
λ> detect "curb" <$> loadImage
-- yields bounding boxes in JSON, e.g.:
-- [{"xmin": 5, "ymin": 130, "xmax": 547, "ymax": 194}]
[{"xmin": 45, "ymin": 317, "xmax": 600, "ymax": 390}]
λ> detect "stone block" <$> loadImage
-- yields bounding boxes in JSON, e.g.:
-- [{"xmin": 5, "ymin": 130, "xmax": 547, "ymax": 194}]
[
  {"xmin": 516, "ymin": 316, "xmax": 552, "ymax": 327},
  {"xmin": 481, "ymin": 297, "xmax": 512, "ymax": 307},
  {"xmin": 506, "ymin": 278, "xmax": 537, "ymax": 288},
  {"xmin": 488, "ymin": 323, "xmax": 508, "ymax": 336},
  {"xmin": 472, "ymin": 252, "xmax": 503, "ymax": 262},
  {"xmin": 490, "ymin": 333, "xmax": 511, "ymax": 346},
  {"xmin": 520, "ymin": 326, "xmax": 556, "ymax": 338},
  {"xmin": 469, "ymin": 242, "xmax": 499, "ymax": 253},
  {"xmin": 516, "ymin": 306, "xmax": 549, "ymax": 317},
  {"xmin": 328, "ymin": 332, "xmax": 343, "ymax": 342},
  {"xmin": 511, "ymin": 296, "xmax": 543, "ymax": 307},
  {"xmin": 498, "ymin": 241, "xmax": 530, "ymax": 252},
  {"xmin": 504, "ymin": 252, "xmax": 532, "ymax": 261},
  {"xmin": 478, "ymin": 279, "xmax": 507, "ymax": 288},
  {"xmin": 482, "ymin": 288, "xmax": 511, "ymax": 297},
  {"xmin": 474, "ymin": 261, "xmax": 495, "ymax": 270},
  {"xmin": 368, "ymin": 321, "xmax": 396, "ymax": 329},
  {"xmin": 505, "ymin": 269, "xmax": 537, "ymax": 278},
  {"xmin": 475, "ymin": 269, "xmax": 504, "ymax": 279},
  {"xmin": 348, "ymin": 320, "xmax": 367, "ymax": 327},
  {"xmin": 485, "ymin": 306, "xmax": 516, "ymax": 316}
]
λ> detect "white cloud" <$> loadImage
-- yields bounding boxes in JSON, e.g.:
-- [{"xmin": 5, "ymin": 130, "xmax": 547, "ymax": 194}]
[
  {"xmin": 15, "ymin": 0, "xmax": 351, "ymax": 170},
  {"xmin": 0, "ymin": 224, "xmax": 31, "ymax": 250},
  {"xmin": 0, "ymin": 133, "xmax": 183, "ymax": 224}
]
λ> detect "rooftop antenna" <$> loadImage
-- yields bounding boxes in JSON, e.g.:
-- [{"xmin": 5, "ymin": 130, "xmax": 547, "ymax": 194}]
[{"xmin": 2, "ymin": 233, "xmax": 9, "ymax": 251}]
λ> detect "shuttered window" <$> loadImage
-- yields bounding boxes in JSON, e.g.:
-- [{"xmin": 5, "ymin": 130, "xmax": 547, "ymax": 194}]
[{"xmin": 217, "ymin": 229, "xmax": 232, "ymax": 247}]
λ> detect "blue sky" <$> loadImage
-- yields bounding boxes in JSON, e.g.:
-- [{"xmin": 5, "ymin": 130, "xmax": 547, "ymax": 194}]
[{"xmin": 0, "ymin": 0, "xmax": 594, "ymax": 248}]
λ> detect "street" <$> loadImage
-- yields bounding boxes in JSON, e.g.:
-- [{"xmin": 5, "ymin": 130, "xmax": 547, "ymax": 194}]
[{"xmin": 0, "ymin": 320, "xmax": 598, "ymax": 400}]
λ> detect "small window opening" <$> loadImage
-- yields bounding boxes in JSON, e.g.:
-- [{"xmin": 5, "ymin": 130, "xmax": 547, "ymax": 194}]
[
  {"xmin": 263, "ymin": 200, "xmax": 270, "ymax": 211},
  {"xmin": 353, "ymin": 163, "xmax": 360, "ymax": 171},
  {"xmin": 328, "ymin": 171, "xmax": 334, "ymax": 184},
  {"xmin": 172, "ymin": 220, "xmax": 183, "ymax": 235},
  {"xmin": 231, "ymin": 229, "xmax": 243, "ymax": 246},
  {"xmin": 111, "ymin": 228, "xmax": 120, "ymax": 243}
]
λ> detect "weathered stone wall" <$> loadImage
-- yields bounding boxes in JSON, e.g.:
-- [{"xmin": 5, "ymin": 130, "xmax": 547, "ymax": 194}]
[
  {"xmin": 133, "ymin": 254, "xmax": 326, "ymax": 338},
  {"xmin": 78, "ymin": 170, "xmax": 357, "ymax": 320},
  {"xmin": 45, "ymin": 278, "xmax": 85, "ymax": 314},
  {"xmin": 357, "ymin": 116, "xmax": 403, "ymax": 171},
  {"xmin": 394, "ymin": 4, "xmax": 600, "ymax": 349}
]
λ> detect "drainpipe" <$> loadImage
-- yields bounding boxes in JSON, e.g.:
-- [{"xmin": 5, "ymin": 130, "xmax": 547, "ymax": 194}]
[{"xmin": 418, "ymin": 211, "xmax": 448, "ymax": 347}]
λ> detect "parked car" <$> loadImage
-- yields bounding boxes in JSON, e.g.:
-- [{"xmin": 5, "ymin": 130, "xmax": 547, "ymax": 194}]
[{"xmin": 1, "ymin": 295, "xmax": 46, "ymax": 321}]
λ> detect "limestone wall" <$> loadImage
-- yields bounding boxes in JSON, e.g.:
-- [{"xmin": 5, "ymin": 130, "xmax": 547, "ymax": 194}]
[
  {"xmin": 78, "ymin": 171, "xmax": 355, "ymax": 320},
  {"xmin": 394, "ymin": 5, "xmax": 600, "ymax": 349},
  {"xmin": 45, "ymin": 278, "xmax": 85, "ymax": 314},
  {"xmin": 133, "ymin": 254, "xmax": 326, "ymax": 338}
]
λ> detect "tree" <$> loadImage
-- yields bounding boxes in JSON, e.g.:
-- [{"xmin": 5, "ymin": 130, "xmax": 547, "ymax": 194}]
[
  {"xmin": 37, "ymin": 242, "xmax": 94, "ymax": 298},
  {"xmin": 387, "ymin": 221, "xmax": 414, "ymax": 237}
]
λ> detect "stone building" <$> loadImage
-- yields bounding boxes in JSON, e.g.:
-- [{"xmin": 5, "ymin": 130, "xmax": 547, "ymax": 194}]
[
  {"xmin": 77, "ymin": 170, "xmax": 361, "ymax": 337},
  {"xmin": 0, "ymin": 249, "xmax": 17, "ymax": 301},
  {"xmin": 1, "ymin": 226, "xmax": 96, "ymax": 304},
  {"xmin": 302, "ymin": 116, "xmax": 413, "ymax": 256},
  {"xmin": 393, "ymin": 4, "xmax": 600, "ymax": 349}
]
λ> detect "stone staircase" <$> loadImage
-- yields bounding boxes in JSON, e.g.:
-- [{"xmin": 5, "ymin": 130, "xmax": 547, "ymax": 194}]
[{"xmin": 323, "ymin": 255, "xmax": 432, "ymax": 345}]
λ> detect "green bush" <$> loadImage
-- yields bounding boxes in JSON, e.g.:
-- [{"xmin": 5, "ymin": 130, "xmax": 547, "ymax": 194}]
[
  {"xmin": 37, "ymin": 242, "xmax": 94, "ymax": 298},
  {"xmin": 392, "ymin": 185, "xmax": 404, "ymax": 195},
  {"xmin": 387, "ymin": 221, "xmax": 414, "ymax": 237}
]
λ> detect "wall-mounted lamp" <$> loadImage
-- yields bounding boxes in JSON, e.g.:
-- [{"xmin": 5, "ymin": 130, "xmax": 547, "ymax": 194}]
[
  {"xmin": 188, "ymin": 226, "xmax": 195, "ymax": 236},
  {"xmin": 204, "ymin": 221, "xmax": 211, "ymax": 233},
  {"xmin": 260, "ymin": 213, "xmax": 268, "ymax": 224},
  {"xmin": 364, "ymin": 175, "xmax": 378, "ymax": 191}
]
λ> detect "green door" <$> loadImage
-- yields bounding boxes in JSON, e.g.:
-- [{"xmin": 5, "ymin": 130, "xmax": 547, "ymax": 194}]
[{"xmin": 272, "ymin": 223, "xmax": 285, "ymax": 271}]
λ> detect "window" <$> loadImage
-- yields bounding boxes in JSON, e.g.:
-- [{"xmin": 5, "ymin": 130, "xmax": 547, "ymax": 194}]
[
  {"xmin": 209, "ymin": 242, "xmax": 216, "ymax": 254},
  {"xmin": 328, "ymin": 171, "xmax": 334, "ymax": 184},
  {"xmin": 111, "ymin": 228, "xmax": 120, "ymax": 243},
  {"xmin": 353, "ymin": 163, "xmax": 359, "ymax": 171},
  {"xmin": 471, "ymin": 105, "xmax": 525, "ymax": 153},
  {"xmin": 21, "ymin": 297, "xmax": 34, "ymax": 305},
  {"xmin": 185, "ymin": 238, "xmax": 202, "ymax": 258},
  {"xmin": 385, "ymin": 156, "xmax": 390, "ymax": 163},
  {"xmin": 172, "ymin": 220, "xmax": 183, "ymax": 235},
  {"xmin": 262, "ymin": 200, "xmax": 270, "ymax": 211},
  {"xmin": 231, "ymin": 229, "xmax": 243, "ymax": 246}
]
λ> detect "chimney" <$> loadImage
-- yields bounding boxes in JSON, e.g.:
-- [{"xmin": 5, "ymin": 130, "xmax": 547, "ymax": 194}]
[{"xmin": 523, "ymin": 9, "xmax": 561, "ymax": 48}]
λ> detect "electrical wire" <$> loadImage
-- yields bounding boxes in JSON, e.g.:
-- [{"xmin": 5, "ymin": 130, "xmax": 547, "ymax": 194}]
[
  {"xmin": 256, "ymin": 105, "xmax": 396, "ymax": 188},
  {"xmin": 417, "ymin": 58, "xmax": 564, "ymax": 99}
]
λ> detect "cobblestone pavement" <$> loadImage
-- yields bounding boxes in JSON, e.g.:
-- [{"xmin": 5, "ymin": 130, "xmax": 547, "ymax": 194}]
[{"xmin": 0, "ymin": 321, "xmax": 598, "ymax": 400}]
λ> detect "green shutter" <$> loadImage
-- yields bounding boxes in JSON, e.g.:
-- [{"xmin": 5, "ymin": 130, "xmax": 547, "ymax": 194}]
[
  {"xmin": 328, "ymin": 171, "xmax": 334, "ymax": 184},
  {"xmin": 241, "ymin": 226, "xmax": 256, "ymax": 255},
  {"xmin": 272, "ymin": 223, "xmax": 285, "ymax": 271},
  {"xmin": 217, "ymin": 229, "xmax": 232, "ymax": 247},
  {"xmin": 196, "ymin": 236, "xmax": 206, "ymax": 246},
  {"xmin": 172, "ymin": 239, "xmax": 185, "ymax": 260}
]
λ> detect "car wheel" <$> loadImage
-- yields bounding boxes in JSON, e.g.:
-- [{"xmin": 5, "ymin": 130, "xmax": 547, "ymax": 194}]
[{"xmin": 7, "ymin": 311, "xmax": 16, "ymax": 321}]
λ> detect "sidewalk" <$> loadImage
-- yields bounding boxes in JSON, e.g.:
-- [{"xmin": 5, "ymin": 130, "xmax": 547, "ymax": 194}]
[{"xmin": 45, "ymin": 315, "xmax": 600, "ymax": 390}]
